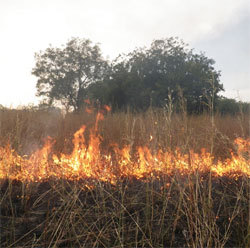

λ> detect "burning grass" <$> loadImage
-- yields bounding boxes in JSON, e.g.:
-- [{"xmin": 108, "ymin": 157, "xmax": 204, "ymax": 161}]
[{"xmin": 0, "ymin": 107, "xmax": 250, "ymax": 247}]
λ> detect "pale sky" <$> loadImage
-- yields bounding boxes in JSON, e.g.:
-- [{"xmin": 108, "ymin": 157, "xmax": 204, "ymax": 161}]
[{"xmin": 0, "ymin": 0, "xmax": 249, "ymax": 107}]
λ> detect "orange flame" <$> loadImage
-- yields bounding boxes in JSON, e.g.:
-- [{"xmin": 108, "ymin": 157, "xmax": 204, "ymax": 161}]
[
  {"xmin": 85, "ymin": 107, "xmax": 93, "ymax": 114},
  {"xmin": 103, "ymin": 105, "xmax": 111, "ymax": 112},
  {"xmin": 84, "ymin": 99, "xmax": 91, "ymax": 104},
  {"xmin": 0, "ymin": 116, "xmax": 249, "ymax": 184}
]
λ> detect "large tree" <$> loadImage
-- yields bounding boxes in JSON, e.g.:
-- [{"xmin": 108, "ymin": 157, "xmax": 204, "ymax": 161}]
[
  {"xmin": 92, "ymin": 37, "xmax": 224, "ymax": 113},
  {"xmin": 32, "ymin": 38, "xmax": 108, "ymax": 111}
]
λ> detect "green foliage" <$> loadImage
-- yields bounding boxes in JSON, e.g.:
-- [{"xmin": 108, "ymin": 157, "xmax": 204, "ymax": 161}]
[
  {"xmin": 32, "ymin": 38, "xmax": 108, "ymax": 111},
  {"xmin": 216, "ymin": 97, "xmax": 250, "ymax": 115},
  {"xmin": 33, "ymin": 37, "xmax": 225, "ymax": 114},
  {"xmin": 89, "ymin": 37, "xmax": 223, "ymax": 113}
]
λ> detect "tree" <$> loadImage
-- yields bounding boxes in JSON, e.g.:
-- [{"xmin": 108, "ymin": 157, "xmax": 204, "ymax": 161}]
[
  {"xmin": 216, "ymin": 97, "xmax": 250, "ymax": 115},
  {"xmin": 88, "ymin": 55, "xmax": 148, "ymax": 111},
  {"xmin": 94, "ymin": 37, "xmax": 224, "ymax": 113},
  {"xmin": 32, "ymin": 38, "xmax": 108, "ymax": 111}
]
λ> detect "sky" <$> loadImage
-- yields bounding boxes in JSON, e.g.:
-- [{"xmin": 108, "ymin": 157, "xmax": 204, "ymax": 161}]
[{"xmin": 0, "ymin": 0, "xmax": 249, "ymax": 107}]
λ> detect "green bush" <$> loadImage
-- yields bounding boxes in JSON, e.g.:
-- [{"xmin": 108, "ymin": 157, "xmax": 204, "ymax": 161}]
[{"xmin": 216, "ymin": 97, "xmax": 250, "ymax": 115}]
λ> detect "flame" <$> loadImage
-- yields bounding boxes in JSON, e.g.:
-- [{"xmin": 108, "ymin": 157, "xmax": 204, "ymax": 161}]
[
  {"xmin": 103, "ymin": 105, "xmax": 111, "ymax": 112},
  {"xmin": 0, "ymin": 113, "xmax": 249, "ymax": 184},
  {"xmin": 84, "ymin": 99, "xmax": 91, "ymax": 104},
  {"xmin": 85, "ymin": 107, "xmax": 93, "ymax": 114}
]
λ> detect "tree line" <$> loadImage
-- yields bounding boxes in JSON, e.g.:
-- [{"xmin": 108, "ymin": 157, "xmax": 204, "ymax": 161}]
[{"xmin": 32, "ymin": 37, "xmax": 248, "ymax": 114}]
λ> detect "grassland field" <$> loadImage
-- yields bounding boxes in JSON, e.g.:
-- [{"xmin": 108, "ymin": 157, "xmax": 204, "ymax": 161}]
[{"xmin": 0, "ymin": 107, "xmax": 249, "ymax": 247}]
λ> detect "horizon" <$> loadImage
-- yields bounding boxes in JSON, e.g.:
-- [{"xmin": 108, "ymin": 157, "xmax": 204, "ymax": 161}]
[{"xmin": 0, "ymin": 0, "xmax": 249, "ymax": 107}]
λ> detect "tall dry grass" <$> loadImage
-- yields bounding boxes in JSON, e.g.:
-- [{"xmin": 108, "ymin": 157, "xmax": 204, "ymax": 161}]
[
  {"xmin": 0, "ymin": 106, "xmax": 250, "ymax": 247},
  {"xmin": 0, "ymin": 107, "xmax": 249, "ymax": 156}
]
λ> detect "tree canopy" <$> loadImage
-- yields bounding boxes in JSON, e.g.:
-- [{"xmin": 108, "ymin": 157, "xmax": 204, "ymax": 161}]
[
  {"xmin": 90, "ymin": 38, "xmax": 223, "ymax": 113},
  {"xmin": 32, "ymin": 38, "xmax": 108, "ymax": 111},
  {"xmin": 33, "ymin": 37, "xmax": 224, "ymax": 113}
]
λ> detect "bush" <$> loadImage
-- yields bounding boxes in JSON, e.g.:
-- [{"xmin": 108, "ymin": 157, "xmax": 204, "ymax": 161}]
[{"xmin": 216, "ymin": 97, "xmax": 250, "ymax": 115}]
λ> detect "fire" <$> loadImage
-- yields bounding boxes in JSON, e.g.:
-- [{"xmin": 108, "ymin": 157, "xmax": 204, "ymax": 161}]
[{"xmin": 0, "ymin": 113, "xmax": 249, "ymax": 184}]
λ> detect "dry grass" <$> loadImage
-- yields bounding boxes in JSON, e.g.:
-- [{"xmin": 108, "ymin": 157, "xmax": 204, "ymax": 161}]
[
  {"xmin": 0, "ymin": 107, "xmax": 249, "ymax": 155},
  {"xmin": 0, "ymin": 107, "xmax": 250, "ymax": 247}
]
